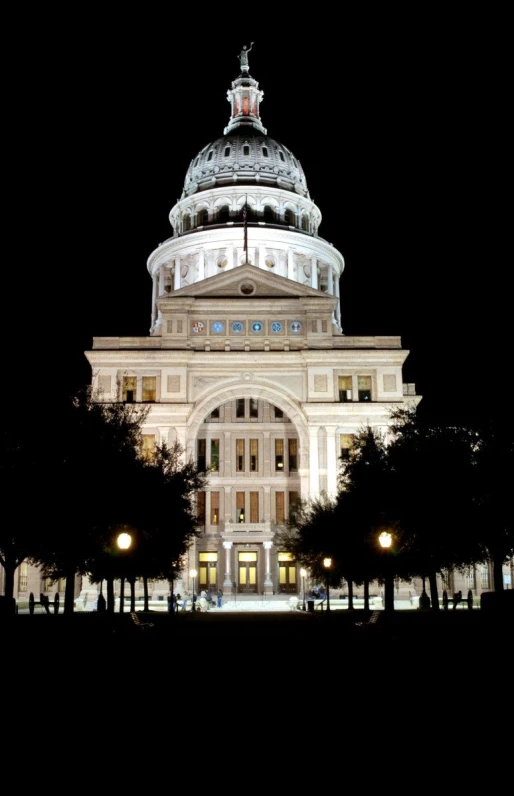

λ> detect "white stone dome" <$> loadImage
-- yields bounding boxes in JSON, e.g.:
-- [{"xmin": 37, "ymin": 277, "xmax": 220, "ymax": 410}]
[{"xmin": 183, "ymin": 130, "xmax": 309, "ymax": 199}]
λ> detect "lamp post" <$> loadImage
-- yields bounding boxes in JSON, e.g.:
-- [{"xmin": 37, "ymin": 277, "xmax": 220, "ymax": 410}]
[
  {"xmin": 323, "ymin": 558, "xmax": 332, "ymax": 613},
  {"xmin": 117, "ymin": 531, "xmax": 132, "ymax": 613},
  {"xmin": 300, "ymin": 568, "xmax": 307, "ymax": 611},
  {"xmin": 190, "ymin": 569, "xmax": 197, "ymax": 612},
  {"xmin": 378, "ymin": 532, "xmax": 394, "ymax": 613}
]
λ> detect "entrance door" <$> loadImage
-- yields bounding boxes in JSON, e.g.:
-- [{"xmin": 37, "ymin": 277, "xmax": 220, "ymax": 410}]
[
  {"xmin": 238, "ymin": 551, "xmax": 258, "ymax": 594},
  {"xmin": 278, "ymin": 552, "xmax": 297, "ymax": 594}
]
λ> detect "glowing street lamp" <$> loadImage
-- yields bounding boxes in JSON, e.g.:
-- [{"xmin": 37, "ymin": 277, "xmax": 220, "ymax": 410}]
[
  {"xmin": 300, "ymin": 568, "xmax": 307, "ymax": 611},
  {"xmin": 378, "ymin": 532, "xmax": 394, "ymax": 613},
  {"xmin": 323, "ymin": 558, "xmax": 332, "ymax": 613},
  {"xmin": 190, "ymin": 569, "xmax": 197, "ymax": 612},
  {"xmin": 117, "ymin": 531, "xmax": 132, "ymax": 613}
]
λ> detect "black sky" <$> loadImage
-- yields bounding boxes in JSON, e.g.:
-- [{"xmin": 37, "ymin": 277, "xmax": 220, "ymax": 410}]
[{"xmin": 5, "ymin": 20, "xmax": 508, "ymax": 427}]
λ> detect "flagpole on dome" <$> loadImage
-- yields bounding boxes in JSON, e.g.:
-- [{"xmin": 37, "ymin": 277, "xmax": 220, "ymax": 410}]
[{"xmin": 243, "ymin": 194, "xmax": 248, "ymax": 262}]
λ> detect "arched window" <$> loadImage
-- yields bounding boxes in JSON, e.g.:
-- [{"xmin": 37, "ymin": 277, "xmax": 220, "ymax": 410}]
[
  {"xmin": 301, "ymin": 215, "xmax": 309, "ymax": 231},
  {"xmin": 183, "ymin": 214, "xmax": 191, "ymax": 232},
  {"xmin": 198, "ymin": 209, "xmax": 209, "ymax": 226},
  {"xmin": 243, "ymin": 145, "xmax": 250, "ymax": 157},
  {"xmin": 279, "ymin": 151, "xmax": 285, "ymax": 162},
  {"xmin": 224, "ymin": 146, "xmax": 231, "ymax": 157},
  {"xmin": 218, "ymin": 205, "xmax": 230, "ymax": 223},
  {"xmin": 207, "ymin": 150, "xmax": 213, "ymax": 162},
  {"xmin": 262, "ymin": 146, "xmax": 269, "ymax": 157},
  {"xmin": 263, "ymin": 206, "xmax": 275, "ymax": 223},
  {"xmin": 284, "ymin": 209, "xmax": 295, "ymax": 226}
]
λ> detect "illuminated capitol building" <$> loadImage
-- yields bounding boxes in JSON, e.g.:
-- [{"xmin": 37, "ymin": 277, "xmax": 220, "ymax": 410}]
[{"xmin": 10, "ymin": 45, "xmax": 502, "ymax": 610}]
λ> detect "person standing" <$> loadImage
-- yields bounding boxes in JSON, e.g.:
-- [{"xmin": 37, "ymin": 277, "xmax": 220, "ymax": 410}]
[{"xmin": 217, "ymin": 588, "xmax": 223, "ymax": 608}]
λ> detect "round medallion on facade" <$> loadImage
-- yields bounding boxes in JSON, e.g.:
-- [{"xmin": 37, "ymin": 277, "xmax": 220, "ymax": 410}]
[
  {"xmin": 212, "ymin": 321, "xmax": 225, "ymax": 334},
  {"xmin": 239, "ymin": 281, "xmax": 256, "ymax": 296},
  {"xmin": 192, "ymin": 321, "xmax": 205, "ymax": 334},
  {"xmin": 251, "ymin": 322, "xmax": 263, "ymax": 333},
  {"xmin": 271, "ymin": 321, "xmax": 283, "ymax": 333},
  {"xmin": 231, "ymin": 321, "xmax": 244, "ymax": 333},
  {"xmin": 290, "ymin": 321, "xmax": 302, "ymax": 333}
]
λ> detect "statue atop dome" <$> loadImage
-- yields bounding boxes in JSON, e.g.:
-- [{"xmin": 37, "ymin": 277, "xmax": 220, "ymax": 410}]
[{"xmin": 238, "ymin": 42, "xmax": 254, "ymax": 73}]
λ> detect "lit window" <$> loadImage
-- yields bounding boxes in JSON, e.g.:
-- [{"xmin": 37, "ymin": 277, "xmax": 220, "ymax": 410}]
[
  {"xmin": 358, "ymin": 376, "xmax": 372, "ymax": 402},
  {"xmin": 236, "ymin": 439, "xmax": 245, "ymax": 472},
  {"xmin": 210, "ymin": 492, "xmax": 219, "ymax": 525},
  {"xmin": 250, "ymin": 439, "xmax": 258, "ymax": 472},
  {"xmin": 288, "ymin": 439, "xmax": 298, "ymax": 472},
  {"xmin": 250, "ymin": 491, "xmax": 259, "ymax": 523},
  {"xmin": 122, "ymin": 376, "xmax": 137, "ymax": 403},
  {"xmin": 141, "ymin": 434, "xmax": 156, "ymax": 462},
  {"xmin": 338, "ymin": 376, "xmax": 352, "ymax": 402},
  {"xmin": 275, "ymin": 439, "xmax": 284, "ymax": 471},
  {"xmin": 276, "ymin": 491, "xmax": 285, "ymax": 525},
  {"xmin": 237, "ymin": 492, "xmax": 245, "ymax": 522},
  {"xmin": 142, "ymin": 376, "xmax": 156, "ymax": 403},
  {"xmin": 340, "ymin": 434, "xmax": 353, "ymax": 461}
]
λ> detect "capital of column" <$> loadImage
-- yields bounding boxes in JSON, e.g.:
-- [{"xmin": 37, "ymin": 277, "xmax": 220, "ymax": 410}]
[{"xmin": 223, "ymin": 541, "xmax": 233, "ymax": 550}]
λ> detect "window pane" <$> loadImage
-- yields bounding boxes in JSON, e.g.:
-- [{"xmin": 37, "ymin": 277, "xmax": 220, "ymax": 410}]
[
  {"xmin": 250, "ymin": 398, "xmax": 258, "ymax": 418},
  {"xmin": 197, "ymin": 439, "xmax": 206, "ymax": 470},
  {"xmin": 250, "ymin": 439, "xmax": 258, "ymax": 472},
  {"xmin": 288, "ymin": 438, "xmax": 297, "ymax": 472},
  {"xmin": 122, "ymin": 376, "xmax": 137, "ymax": 402},
  {"xmin": 236, "ymin": 492, "xmax": 245, "ymax": 522},
  {"xmin": 236, "ymin": 399, "xmax": 245, "ymax": 418},
  {"xmin": 197, "ymin": 492, "xmax": 206, "ymax": 523},
  {"xmin": 275, "ymin": 439, "xmax": 284, "ymax": 471},
  {"xmin": 236, "ymin": 439, "xmax": 245, "ymax": 472},
  {"xmin": 250, "ymin": 492, "xmax": 259, "ymax": 523},
  {"xmin": 210, "ymin": 439, "xmax": 219, "ymax": 471},
  {"xmin": 142, "ymin": 376, "xmax": 156, "ymax": 402},
  {"xmin": 276, "ymin": 491, "xmax": 285, "ymax": 524},
  {"xmin": 338, "ymin": 376, "xmax": 352, "ymax": 402},
  {"xmin": 210, "ymin": 492, "xmax": 219, "ymax": 524}
]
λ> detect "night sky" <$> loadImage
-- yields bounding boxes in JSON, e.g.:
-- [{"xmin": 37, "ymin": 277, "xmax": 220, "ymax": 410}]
[{"xmin": 5, "ymin": 22, "xmax": 507, "ymax": 428}]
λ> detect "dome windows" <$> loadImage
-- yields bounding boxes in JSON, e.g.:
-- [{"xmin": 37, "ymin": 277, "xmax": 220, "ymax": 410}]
[
  {"xmin": 218, "ymin": 206, "xmax": 230, "ymax": 222},
  {"xmin": 207, "ymin": 150, "xmax": 214, "ymax": 162},
  {"xmin": 198, "ymin": 209, "xmax": 209, "ymax": 226},
  {"xmin": 284, "ymin": 209, "xmax": 295, "ymax": 226},
  {"xmin": 224, "ymin": 146, "xmax": 231, "ymax": 157},
  {"xmin": 262, "ymin": 146, "xmax": 268, "ymax": 157},
  {"xmin": 243, "ymin": 145, "xmax": 250, "ymax": 157},
  {"xmin": 263, "ymin": 206, "xmax": 275, "ymax": 223},
  {"xmin": 279, "ymin": 151, "xmax": 285, "ymax": 162}
]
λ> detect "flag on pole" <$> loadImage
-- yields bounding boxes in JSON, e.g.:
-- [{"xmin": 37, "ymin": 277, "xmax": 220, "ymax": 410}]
[{"xmin": 243, "ymin": 197, "xmax": 248, "ymax": 260}]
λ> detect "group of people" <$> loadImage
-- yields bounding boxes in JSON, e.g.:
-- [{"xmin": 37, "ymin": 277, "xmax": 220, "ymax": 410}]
[{"xmin": 167, "ymin": 588, "xmax": 223, "ymax": 612}]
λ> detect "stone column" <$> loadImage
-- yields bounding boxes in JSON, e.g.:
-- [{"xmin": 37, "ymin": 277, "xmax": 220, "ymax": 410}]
[
  {"xmin": 159, "ymin": 266, "xmax": 165, "ymax": 296},
  {"xmin": 326, "ymin": 427, "xmax": 338, "ymax": 498},
  {"xmin": 308, "ymin": 426, "xmax": 320, "ymax": 498},
  {"xmin": 227, "ymin": 244, "xmax": 234, "ymax": 271},
  {"xmin": 335, "ymin": 275, "xmax": 341, "ymax": 328},
  {"xmin": 198, "ymin": 248, "xmax": 205, "ymax": 282},
  {"xmin": 311, "ymin": 256, "xmax": 318, "ymax": 289},
  {"xmin": 223, "ymin": 541, "xmax": 233, "ymax": 588},
  {"xmin": 174, "ymin": 257, "xmax": 181, "ymax": 290},
  {"xmin": 259, "ymin": 246, "xmax": 267, "ymax": 269},
  {"xmin": 328, "ymin": 266, "xmax": 334, "ymax": 295},
  {"xmin": 263, "ymin": 541, "xmax": 273, "ymax": 593},
  {"xmin": 287, "ymin": 249, "xmax": 295, "ymax": 281},
  {"xmin": 151, "ymin": 273, "xmax": 157, "ymax": 327}
]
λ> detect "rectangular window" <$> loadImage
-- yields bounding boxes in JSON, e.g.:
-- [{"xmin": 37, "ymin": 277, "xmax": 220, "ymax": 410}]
[
  {"xmin": 236, "ymin": 439, "xmax": 245, "ymax": 472},
  {"xmin": 276, "ymin": 491, "xmax": 285, "ymax": 525},
  {"xmin": 288, "ymin": 439, "xmax": 298, "ymax": 472},
  {"xmin": 141, "ymin": 434, "xmax": 156, "ymax": 462},
  {"xmin": 18, "ymin": 562, "xmax": 28, "ymax": 592},
  {"xmin": 122, "ymin": 376, "xmax": 137, "ymax": 403},
  {"xmin": 197, "ymin": 439, "xmax": 206, "ymax": 471},
  {"xmin": 250, "ymin": 398, "xmax": 258, "ymax": 418},
  {"xmin": 177, "ymin": 320, "xmax": 183, "ymax": 333},
  {"xmin": 250, "ymin": 439, "xmax": 259, "ymax": 472},
  {"xmin": 358, "ymin": 376, "xmax": 372, "ymax": 402},
  {"xmin": 142, "ymin": 376, "xmax": 156, "ymax": 403},
  {"xmin": 311, "ymin": 320, "xmax": 317, "ymax": 332},
  {"xmin": 250, "ymin": 492, "xmax": 259, "ymax": 523},
  {"xmin": 197, "ymin": 491, "xmax": 206, "ymax": 524},
  {"xmin": 481, "ymin": 566, "xmax": 490, "ymax": 588},
  {"xmin": 289, "ymin": 491, "xmax": 300, "ymax": 520},
  {"xmin": 236, "ymin": 398, "xmax": 245, "ymax": 418},
  {"xmin": 321, "ymin": 320, "xmax": 328, "ymax": 333},
  {"xmin": 210, "ymin": 492, "xmax": 219, "ymax": 525},
  {"xmin": 210, "ymin": 439, "xmax": 219, "ymax": 472},
  {"xmin": 236, "ymin": 492, "xmax": 245, "ymax": 523},
  {"xmin": 340, "ymin": 434, "xmax": 353, "ymax": 461},
  {"xmin": 275, "ymin": 439, "xmax": 284, "ymax": 471},
  {"xmin": 338, "ymin": 376, "xmax": 352, "ymax": 402}
]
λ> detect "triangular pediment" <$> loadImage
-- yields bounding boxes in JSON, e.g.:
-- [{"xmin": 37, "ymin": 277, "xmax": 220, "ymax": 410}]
[{"xmin": 168, "ymin": 264, "xmax": 328, "ymax": 300}]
